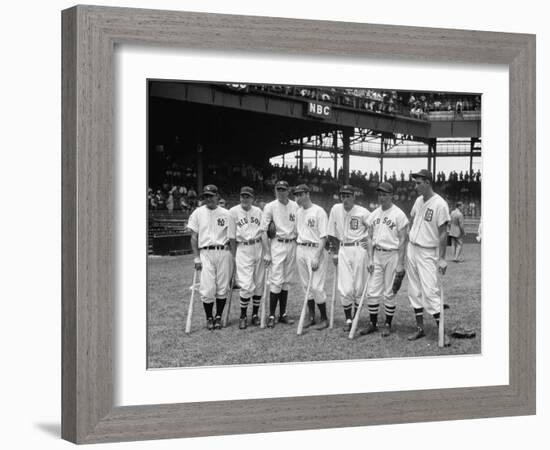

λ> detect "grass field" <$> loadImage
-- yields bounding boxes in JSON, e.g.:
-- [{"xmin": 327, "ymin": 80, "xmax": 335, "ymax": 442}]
[{"xmin": 147, "ymin": 243, "xmax": 481, "ymax": 368}]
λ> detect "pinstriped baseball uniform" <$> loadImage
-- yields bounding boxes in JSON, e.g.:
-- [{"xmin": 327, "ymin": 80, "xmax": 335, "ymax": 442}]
[
  {"xmin": 296, "ymin": 203, "xmax": 329, "ymax": 304},
  {"xmin": 187, "ymin": 205, "xmax": 236, "ymax": 303},
  {"xmin": 260, "ymin": 199, "xmax": 298, "ymax": 294}
]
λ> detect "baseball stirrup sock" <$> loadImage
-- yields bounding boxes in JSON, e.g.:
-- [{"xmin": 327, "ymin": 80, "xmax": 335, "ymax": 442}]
[
  {"xmin": 343, "ymin": 304, "xmax": 352, "ymax": 320},
  {"xmin": 317, "ymin": 302, "xmax": 328, "ymax": 321},
  {"xmin": 307, "ymin": 299, "xmax": 316, "ymax": 318},
  {"xmin": 215, "ymin": 298, "xmax": 226, "ymax": 317},
  {"xmin": 269, "ymin": 292, "xmax": 279, "ymax": 316},
  {"xmin": 414, "ymin": 308, "xmax": 424, "ymax": 327},
  {"xmin": 368, "ymin": 304, "xmax": 379, "ymax": 325},
  {"xmin": 252, "ymin": 295, "xmax": 261, "ymax": 316},
  {"xmin": 384, "ymin": 304, "xmax": 396, "ymax": 324},
  {"xmin": 279, "ymin": 290, "xmax": 289, "ymax": 316},
  {"xmin": 203, "ymin": 302, "xmax": 214, "ymax": 319},
  {"xmin": 240, "ymin": 297, "xmax": 250, "ymax": 318},
  {"xmin": 353, "ymin": 302, "xmax": 359, "ymax": 318}
]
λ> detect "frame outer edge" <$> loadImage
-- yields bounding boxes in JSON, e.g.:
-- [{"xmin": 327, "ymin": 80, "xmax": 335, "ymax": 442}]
[
  {"xmin": 62, "ymin": 5, "xmax": 537, "ymax": 444},
  {"xmin": 61, "ymin": 5, "xmax": 78, "ymax": 444},
  {"xmin": 509, "ymin": 34, "xmax": 536, "ymax": 414}
]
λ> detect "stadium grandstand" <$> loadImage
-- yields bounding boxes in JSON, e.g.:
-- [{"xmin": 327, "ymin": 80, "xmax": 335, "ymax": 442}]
[{"xmin": 148, "ymin": 81, "xmax": 481, "ymax": 255}]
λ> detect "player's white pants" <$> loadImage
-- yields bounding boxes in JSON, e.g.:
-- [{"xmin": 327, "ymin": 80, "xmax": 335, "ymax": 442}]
[
  {"xmin": 406, "ymin": 242, "xmax": 441, "ymax": 315},
  {"xmin": 367, "ymin": 249, "xmax": 398, "ymax": 307},
  {"xmin": 199, "ymin": 249, "xmax": 233, "ymax": 303},
  {"xmin": 235, "ymin": 242, "xmax": 265, "ymax": 298},
  {"xmin": 297, "ymin": 245, "xmax": 328, "ymax": 304},
  {"xmin": 337, "ymin": 245, "xmax": 367, "ymax": 307},
  {"xmin": 269, "ymin": 240, "xmax": 297, "ymax": 294}
]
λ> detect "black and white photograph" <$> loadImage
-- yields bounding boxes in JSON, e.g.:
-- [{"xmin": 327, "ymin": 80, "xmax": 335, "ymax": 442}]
[{"xmin": 147, "ymin": 80, "xmax": 482, "ymax": 368}]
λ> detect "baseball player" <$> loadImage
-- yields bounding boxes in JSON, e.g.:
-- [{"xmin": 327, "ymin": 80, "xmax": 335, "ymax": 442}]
[
  {"xmin": 449, "ymin": 201, "xmax": 465, "ymax": 262},
  {"xmin": 260, "ymin": 180, "xmax": 299, "ymax": 328},
  {"xmin": 359, "ymin": 182, "xmax": 408, "ymax": 337},
  {"xmin": 188, "ymin": 184, "xmax": 236, "ymax": 330},
  {"xmin": 406, "ymin": 170, "xmax": 451, "ymax": 345},
  {"xmin": 229, "ymin": 186, "xmax": 265, "ymax": 329},
  {"xmin": 327, "ymin": 185, "xmax": 371, "ymax": 332},
  {"xmin": 294, "ymin": 184, "xmax": 330, "ymax": 330}
]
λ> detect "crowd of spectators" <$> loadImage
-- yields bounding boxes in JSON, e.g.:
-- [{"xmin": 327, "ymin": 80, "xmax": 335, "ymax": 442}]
[
  {"xmin": 148, "ymin": 162, "xmax": 482, "ymax": 221},
  {"xmin": 225, "ymin": 84, "xmax": 481, "ymax": 121}
]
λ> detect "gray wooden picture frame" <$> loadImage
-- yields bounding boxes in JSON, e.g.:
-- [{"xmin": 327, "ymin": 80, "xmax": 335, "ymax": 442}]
[{"xmin": 61, "ymin": 5, "xmax": 536, "ymax": 444}]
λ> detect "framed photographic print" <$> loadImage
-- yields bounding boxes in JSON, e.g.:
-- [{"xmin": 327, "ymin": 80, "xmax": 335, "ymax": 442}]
[{"xmin": 62, "ymin": 5, "xmax": 535, "ymax": 444}]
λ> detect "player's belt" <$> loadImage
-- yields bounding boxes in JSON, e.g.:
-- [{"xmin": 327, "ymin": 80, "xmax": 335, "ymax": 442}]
[
  {"xmin": 237, "ymin": 238, "xmax": 261, "ymax": 246},
  {"xmin": 410, "ymin": 242, "xmax": 437, "ymax": 249},
  {"xmin": 341, "ymin": 241, "xmax": 361, "ymax": 247},
  {"xmin": 200, "ymin": 245, "xmax": 229, "ymax": 250},
  {"xmin": 297, "ymin": 242, "xmax": 318, "ymax": 248},
  {"xmin": 374, "ymin": 245, "xmax": 397, "ymax": 252},
  {"xmin": 277, "ymin": 238, "xmax": 296, "ymax": 243}
]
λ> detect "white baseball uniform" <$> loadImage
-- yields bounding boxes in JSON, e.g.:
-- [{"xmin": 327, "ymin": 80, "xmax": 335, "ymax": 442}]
[
  {"xmin": 327, "ymin": 204, "xmax": 370, "ymax": 307},
  {"xmin": 229, "ymin": 204, "xmax": 265, "ymax": 299},
  {"xmin": 406, "ymin": 193, "xmax": 450, "ymax": 314},
  {"xmin": 296, "ymin": 203, "xmax": 329, "ymax": 304},
  {"xmin": 260, "ymin": 199, "xmax": 298, "ymax": 294},
  {"xmin": 187, "ymin": 205, "xmax": 235, "ymax": 303},
  {"xmin": 366, "ymin": 204, "xmax": 408, "ymax": 314}
]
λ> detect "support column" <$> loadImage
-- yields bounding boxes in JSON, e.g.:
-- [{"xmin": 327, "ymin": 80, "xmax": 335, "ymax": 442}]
[
  {"xmin": 470, "ymin": 138, "xmax": 475, "ymax": 175},
  {"xmin": 427, "ymin": 141, "xmax": 432, "ymax": 173},
  {"xmin": 299, "ymin": 138, "xmax": 304, "ymax": 174},
  {"xmin": 333, "ymin": 130, "xmax": 338, "ymax": 180},
  {"xmin": 380, "ymin": 136, "xmax": 384, "ymax": 180},
  {"xmin": 342, "ymin": 128, "xmax": 351, "ymax": 184},
  {"xmin": 432, "ymin": 139, "xmax": 437, "ymax": 180},
  {"xmin": 197, "ymin": 143, "xmax": 204, "ymax": 193}
]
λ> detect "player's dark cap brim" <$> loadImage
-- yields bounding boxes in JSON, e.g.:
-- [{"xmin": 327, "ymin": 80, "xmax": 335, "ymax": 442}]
[
  {"xmin": 376, "ymin": 182, "xmax": 394, "ymax": 194},
  {"xmin": 411, "ymin": 169, "xmax": 433, "ymax": 181}
]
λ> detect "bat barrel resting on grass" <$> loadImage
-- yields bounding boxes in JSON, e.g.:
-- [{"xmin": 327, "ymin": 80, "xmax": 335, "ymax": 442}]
[
  {"xmin": 260, "ymin": 267, "xmax": 269, "ymax": 328},
  {"xmin": 438, "ymin": 277, "xmax": 445, "ymax": 348},
  {"xmin": 348, "ymin": 272, "xmax": 371, "ymax": 339},
  {"xmin": 296, "ymin": 266, "xmax": 313, "ymax": 336},
  {"xmin": 185, "ymin": 269, "xmax": 200, "ymax": 334}
]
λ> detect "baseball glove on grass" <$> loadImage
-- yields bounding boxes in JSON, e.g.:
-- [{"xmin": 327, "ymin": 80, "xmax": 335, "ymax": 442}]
[
  {"xmin": 392, "ymin": 270, "xmax": 406, "ymax": 294},
  {"xmin": 451, "ymin": 326, "xmax": 477, "ymax": 339}
]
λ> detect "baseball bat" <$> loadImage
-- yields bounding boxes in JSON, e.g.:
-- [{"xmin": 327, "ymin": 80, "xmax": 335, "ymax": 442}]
[
  {"xmin": 349, "ymin": 271, "xmax": 371, "ymax": 340},
  {"xmin": 185, "ymin": 269, "xmax": 199, "ymax": 334},
  {"xmin": 222, "ymin": 264, "xmax": 236, "ymax": 328},
  {"xmin": 329, "ymin": 268, "xmax": 337, "ymax": 329},
  {"xmin": 296, "ymin": 266, "xmax": 313, "ymax": 336},
  {"xmin": 260, "ymin": 267, "xmax": 269, "ymax": 328},
  {"xmin": 438, "ymin": 279, "xmax": 445, "ymax": 348}
]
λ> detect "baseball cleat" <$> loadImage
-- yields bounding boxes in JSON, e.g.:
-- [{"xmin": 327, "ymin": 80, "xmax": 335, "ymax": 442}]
[
  {"xmin": 342, "ymin": 320, "xmax": 352, "ymax": 332},
  {"xmin": 239, "ymin": 317, "xmax": 248, "ymax": 330},
  {"xmin": 206, "ymin": 317, "xmax": 214, "ymax": 331},
  {"xmin": 381, "ymin": 323, "xmax": 392, "ymax": 337},
  {"xmin": 278, "ymin": 315, "xmax": 295, "ymax": 325},
  {"xmin": 267, "ymin": 316, "xmax": 275, "ymax": 328},
  {"xmin": 407, "ymin": 327, "xmax": 425, "ymax": 341},
  {"xmin": 315, "ymin": 320, "xmax": 329, "ymax": 331},
  {"xmin": 303, "ymin": 317, "xmax": 316, "ymax": 329},
  {"xmin": 251, "ymin": 315, "xmax": 260, "ymax": 326},
  {"xmin": 214, "ymin": 316, "xmax": 222, "ymax": 330},
  {"xmin": 359, "ymin": 323, "xmax": 378, "ymax": 336}
]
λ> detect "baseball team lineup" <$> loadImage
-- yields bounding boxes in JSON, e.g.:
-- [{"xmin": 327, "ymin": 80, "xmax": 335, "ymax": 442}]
[{"xmin": 186, "ymin": 169, "xmax": 454, "ymax": 347}]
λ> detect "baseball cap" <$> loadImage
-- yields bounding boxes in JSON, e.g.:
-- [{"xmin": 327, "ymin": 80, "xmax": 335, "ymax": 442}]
[
  {"xmin": 201, "ymin": 184, "xmax": 218, "ymax": 196},
  {"xmin": 275, "ymin": 180, "xmax": 290, "ymax": 190},
  {"xmin": 293, "ymin": 184, "xmax": 310, "ymax": 194},
  {"xmin": 411, "ymin": 169, "xmax": 433, "ymax": 181},
  {"xmin": 339, "ymin": 184, "xmax": 355, "ymax": 195},
  {"xmin": 240, "ymin": 186, "xmax": 255, "ymax": 196},
  {"xmin": 376, "ymin": 182, "xmax": 394, "ymax": 194}
]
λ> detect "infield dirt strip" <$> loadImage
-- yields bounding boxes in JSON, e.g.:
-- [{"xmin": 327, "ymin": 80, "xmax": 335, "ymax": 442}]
[{"xmin": 147, "ymin": 243, "xmax": 481, "ymax": 368}]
